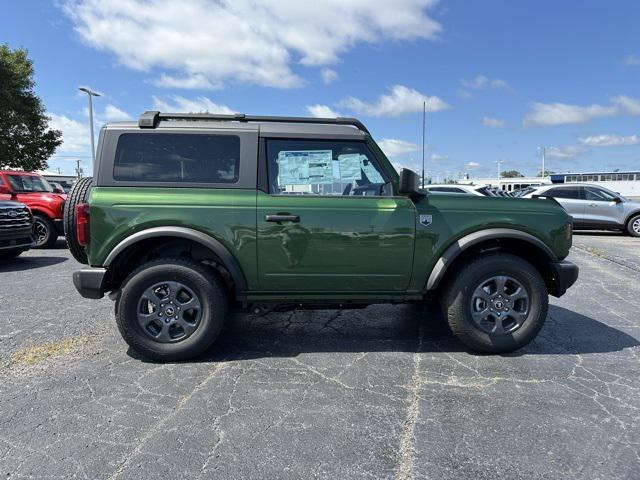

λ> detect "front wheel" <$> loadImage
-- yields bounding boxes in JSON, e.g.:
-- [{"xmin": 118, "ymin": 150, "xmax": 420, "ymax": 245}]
[
  {"xmin": 116, "ymin": 258, "xmax": 228, "ymax": 361},
  {"xmin": 440, "ymin": 253, "xmax": 548, "ymax": 354},
  {"xmin": 33, "ymin": 214, "xmax": 57, "ymax": 248},
  {"xmin": 626, "ymin": 214, "xmax": 640, "ymax": 237}
]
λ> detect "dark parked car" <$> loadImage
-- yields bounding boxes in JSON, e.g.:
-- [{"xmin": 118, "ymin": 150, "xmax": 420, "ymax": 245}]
[{"xmin": 0, "ymin": 200, "xmax": 35, "ymax": 259}]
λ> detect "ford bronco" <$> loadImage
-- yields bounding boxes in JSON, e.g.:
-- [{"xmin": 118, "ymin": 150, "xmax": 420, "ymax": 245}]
[{"xmin": 67, "ymin": 112, "xmax": 578, "ymax": 361}]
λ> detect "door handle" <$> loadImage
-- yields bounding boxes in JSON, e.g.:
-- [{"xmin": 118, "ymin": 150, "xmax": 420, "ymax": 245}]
[
  {"xmin": 589, "ymin": 203, "xmax": 597, "ymax": 207},
  {"xmin": 265, "ymin": 214, "xmax": 300, "ymax": 223}
]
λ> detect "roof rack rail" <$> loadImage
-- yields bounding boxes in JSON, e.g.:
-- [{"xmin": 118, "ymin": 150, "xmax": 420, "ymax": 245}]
[{"xmin": 137, "ymin": 111, "xmax": 370, "ymax": 135}]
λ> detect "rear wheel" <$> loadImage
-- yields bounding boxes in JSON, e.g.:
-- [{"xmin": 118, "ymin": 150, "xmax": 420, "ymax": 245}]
[
  {"xmin": 440, "ymin": 253, "xmax": 548, "ymax": 353},
  {"xmin": 64, "ymin": 176, "xmax": 93, "ymax": 263},
  {"xmin": 626, "ymin": 214, "xmax": 640, "ymax": 237},
  {"xmin": 33, "ymin": 214, "xmax": 56, "ymax": 248},
  {"xmin": 116, "ymin": 257, "xmax": 228, "ymax": 361}
]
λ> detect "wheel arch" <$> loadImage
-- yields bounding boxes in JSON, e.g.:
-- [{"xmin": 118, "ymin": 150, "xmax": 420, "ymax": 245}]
[
  {"xmin": 103, "ymin": 226, "xmax": 248, "ymax": 299},
  {"xmin": 624, "ymin": 210, "xmax": 640, "ymax": 227},
  {"xmin": 426, "ymin": 228, "xmax": 558, "ymax": 293}
]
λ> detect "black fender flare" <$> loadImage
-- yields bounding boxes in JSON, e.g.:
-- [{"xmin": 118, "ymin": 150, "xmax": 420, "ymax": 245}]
[
  {"xmin": 103, "ymin": 226, "xmax": 248, "ymax": 296},
  {"xmin": 425, "ymin": 228, "xmax": 557, "ymax": 290}
]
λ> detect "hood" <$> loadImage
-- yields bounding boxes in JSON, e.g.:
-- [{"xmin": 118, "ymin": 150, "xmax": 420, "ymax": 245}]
[
  {"xmin": 0, "ymin": 200, "xmax": 26, "ymax": 208},
  {"xmin": 17, "ymin": 191, "xmax": 66, "ymax": 202}
]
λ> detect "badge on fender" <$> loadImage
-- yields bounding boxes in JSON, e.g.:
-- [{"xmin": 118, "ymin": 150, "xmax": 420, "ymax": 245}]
[{"xmin": 419, "ymin": 214, "xmax": 432, "ymax": 226}]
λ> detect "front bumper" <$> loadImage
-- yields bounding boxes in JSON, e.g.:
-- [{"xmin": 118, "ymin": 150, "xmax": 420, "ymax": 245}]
[
  {"xmin": 549, "ymin": 260, "xmax": 579, "ymax": 297},
  {"xmin": 73, "ymin": 267, "xmax": 107, "ymax": 299},
  {"xmin": 0, "ymin": 227, "xmax": 36, "ymax": 251}
]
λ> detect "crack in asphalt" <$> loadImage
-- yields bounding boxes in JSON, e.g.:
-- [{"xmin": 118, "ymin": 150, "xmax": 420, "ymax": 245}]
[{"xmin": 394, "ymin": 322, "xmax": 424, "ymax": 480}]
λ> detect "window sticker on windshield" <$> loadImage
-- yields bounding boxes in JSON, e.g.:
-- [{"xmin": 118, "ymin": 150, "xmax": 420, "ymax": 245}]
[
  {"xmin": 337, "ymin": 154, "xmax": 362, "ymax": 181},
  {"xmin": 360, "ymin": 155, "xmax": 385, "ymax": 183},
  {"xmin": 277, "ymin": 150, "xmax": 333, "ymax": 185}
]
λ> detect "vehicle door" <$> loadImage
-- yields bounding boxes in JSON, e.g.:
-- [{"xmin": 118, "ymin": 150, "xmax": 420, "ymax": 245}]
[
  {"xmin": 583, "ymin": 186, "xmax": 625, "ymax": 228},
  {"xmin": 540, "ymin": 186, "xmax": 585, "ymax": 226},
  {"xmin": 256, "ymin": 138, "xmax": 416, "ymax": 292}
]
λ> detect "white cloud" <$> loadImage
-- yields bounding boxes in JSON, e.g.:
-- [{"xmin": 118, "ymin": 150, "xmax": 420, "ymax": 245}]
[
  {"xmin": 63, "ymin": 0, "xmax": 442, "ymax": 89},
  {"xmin": 482, "ymin": 116, "xmax": 505, "ymax": 128},
  {"xmin": 320, "ymin": 68, "xmax": 338, "ymax": 85},
  {"xmin": 579, "ymin": 134, "xmax": 639, "ymax": 147},
  {"xmin": 523, "ymin": 95, "xmax": 640, "ymax": 127},
  {"xmin": 623, "ymin": 55, "xmax": 640, "ymax": 66},
  {"xmin": 153, "ymin": 74, "xmax": 222, "ymax": 90},
  {"xmin": 377, "ymin": 139, "xmax": 420, "ymax": 157},
  {"xmin": 103, "ymin": 104, "xmax": 132, "ymax": 121},
  {"xmin": 430, "ymin": 153, "xmax": 448, "ymax": 162},
  {"xmin": 306, "ymin": 104, "xmax": 341, "ymax": 118},
  {"xmin": 461, "ymin": 75, "xmax": 510, "ymax": 90},
  {"xmin": 465, "ymin": 161, "xmax": 480, "ymax": 169},
  {"xmin": 339, "ymin": 85, "xmax": 449, "ymax": 117},
  {"xmin": 546, "ymin": 146, "xmax": 582, "ymax": 159},
  {"xmin": 612, "ymin": 95, "xmax": 640, "ymax": 115},
  {"xmin": 523, "ymin": 102, "xmax": 617, "ymax": 126},
  {"xmin": 49, "ymin": 114, "xmax": 91, "ymax": 153},
  {"xmin": 152, "ymin": 95, "xmax": 235, "ymax": 114}
]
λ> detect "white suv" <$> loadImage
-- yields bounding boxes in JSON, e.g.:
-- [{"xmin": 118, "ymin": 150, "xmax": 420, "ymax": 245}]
[{"xmin": 523, "ymin": 183, "xmax": 640, "ymax": 237}]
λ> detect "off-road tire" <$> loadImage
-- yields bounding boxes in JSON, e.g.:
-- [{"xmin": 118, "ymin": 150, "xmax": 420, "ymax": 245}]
[
  {"xmin": 440, "ymin": 253, "xmax": 548, "ymax": 354},
  {"xmin": 626, "ymin": 213, "xmax": 640, "ymax": 237},
  {"xmin": 33, "ymin": 214, "xmax": 56, "ymax": 248},
  {"xmin": 115, "ymin": 257, "xmax": 228, "ymax": 361},
  {"xmin": 64, "ymin": 177, "xmax": 93, "ymax": 263}
]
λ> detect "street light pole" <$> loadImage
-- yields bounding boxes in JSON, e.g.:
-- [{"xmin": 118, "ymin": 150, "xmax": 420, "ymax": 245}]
[
  {"xmin": 421, "ymin": 101, "xmax": 426, "ymax": 188},
  {"xmin": 78, "ymin": 87, "xmax": 101, "ymax": 164},
  {"xmin": 538, "ymin": 146, "xmax": 546, "ymax": 178}
]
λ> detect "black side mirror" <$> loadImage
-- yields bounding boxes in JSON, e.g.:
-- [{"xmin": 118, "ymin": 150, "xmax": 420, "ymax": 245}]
[
  {"xmin": 53, "ymin": 186, "xmax": 65, "ymax": 194},
  {"xmin": 614, "ymin": 196, "xmax": 623, "ymax": 204},
  {"xmin": 398, "ymin": 168, "xmax": 426, "ymax": 199}
]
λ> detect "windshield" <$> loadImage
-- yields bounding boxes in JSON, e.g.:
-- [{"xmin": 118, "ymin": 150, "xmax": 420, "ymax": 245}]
[{"xmin": 6, "ymin": 174, "xmax": 53, "ymax": 193}]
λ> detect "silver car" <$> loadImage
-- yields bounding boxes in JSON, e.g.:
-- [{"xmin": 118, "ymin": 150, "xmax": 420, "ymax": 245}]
[{"xmin": 524, "ymin": 183, "xmax": 640, "ymax": 237}]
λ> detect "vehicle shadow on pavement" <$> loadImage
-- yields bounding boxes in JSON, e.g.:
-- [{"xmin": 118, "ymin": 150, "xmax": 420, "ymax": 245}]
[
  {"xmin": 0, "ymin": 255, "xmax": 67, "ymax": 273},
  {"xmin": 129, "ymin": 303, "xmax": 639, "ymax": 363},
  {"xmin": 519, "ymin": 305, "xmax": 640, "ymax": 356},
  {"xmin": 50, "ymin": 238, "xmax": 69, "ymax": 249}
]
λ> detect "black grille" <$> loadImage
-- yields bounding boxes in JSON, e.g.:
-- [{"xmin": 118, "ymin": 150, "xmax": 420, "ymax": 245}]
[{"xmin": 0, "ymin": 206, "xmax": 32, "ymax": 229}]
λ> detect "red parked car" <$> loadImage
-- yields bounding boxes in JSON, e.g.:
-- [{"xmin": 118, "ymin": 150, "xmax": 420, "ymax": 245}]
[{"xmin": 0, "ymin": 171, "xmax": 67, "ymax": 248}]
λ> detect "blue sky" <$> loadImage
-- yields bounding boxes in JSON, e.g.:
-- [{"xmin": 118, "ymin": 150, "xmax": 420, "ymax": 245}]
[{"xmin": 2, "ymin": 0, "xmax": 639, "ymax": 180}]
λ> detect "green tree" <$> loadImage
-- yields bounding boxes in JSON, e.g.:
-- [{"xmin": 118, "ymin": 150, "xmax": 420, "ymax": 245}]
[
  {"xmin": 536, "ymin": 170, "xmax": 555, "ymax": 177},
  {"xmin": 0, "ymin": 45, "xmax": 61, "ymax": 171},
  {"xmin": 500, "ymin": 170, "xmax": 524, "ymax": 178}
]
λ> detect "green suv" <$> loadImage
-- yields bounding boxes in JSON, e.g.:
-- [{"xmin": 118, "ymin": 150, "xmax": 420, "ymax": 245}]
[{"xmin": 67, "ymin": 112, "xmax": 578, "ymax": 360}]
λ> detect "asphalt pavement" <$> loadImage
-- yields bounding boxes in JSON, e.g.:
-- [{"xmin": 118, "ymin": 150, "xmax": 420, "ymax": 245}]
[{"xmin": 1, "ymin": 235, "xmax": 639, "ymax": 479}]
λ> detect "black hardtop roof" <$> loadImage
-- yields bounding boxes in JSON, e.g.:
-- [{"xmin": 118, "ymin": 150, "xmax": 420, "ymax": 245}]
[{"xmin": 138, "ymin": 111, "xmax": 371, "ymax": 135}]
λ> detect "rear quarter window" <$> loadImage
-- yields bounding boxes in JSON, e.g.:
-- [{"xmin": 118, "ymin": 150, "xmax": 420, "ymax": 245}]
[{"xmin": 113, "ymin": 133, "xmax": 240, "ymax": 183}]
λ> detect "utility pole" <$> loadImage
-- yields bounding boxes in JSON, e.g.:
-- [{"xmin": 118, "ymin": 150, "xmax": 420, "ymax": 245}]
[
  {"xmin": 78, "ymin": 87, "xmax": 101, "ymax": 163},
  {"xmin": 538, "ymin": 146, "xmax": 546, "ymax": 177},
  {"xmin": 497, "ymin": 160, "xmax": 504, "ymax": 179},
  {"xmin": 421, "ymin": 101, "xmax": 426, "ymax": 188},
  {"xmin": 75, "ymin": 159, "xmax": 84, "ymax": 179}
]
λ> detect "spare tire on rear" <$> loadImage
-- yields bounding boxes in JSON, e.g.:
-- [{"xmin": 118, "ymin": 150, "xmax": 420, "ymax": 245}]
[{"xmin": 64, "ymin": 176, "xmax": 93, "ymax": 264}]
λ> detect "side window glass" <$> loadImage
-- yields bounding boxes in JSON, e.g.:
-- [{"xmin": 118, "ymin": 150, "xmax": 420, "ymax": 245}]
[
  {"xmin": 113, "ymin": 133, "xmax": 240, "ymax": 183},
  {"xmin": 585, "ymin": 187, "xmax": 615, "ymax": 201},
  {"xmin": 544, "ymin": 187, "xmax": 580, "ymax": 199},
  {"xmin": 266, "ymin": 139, "xmax": 389, "ymax": 196}
]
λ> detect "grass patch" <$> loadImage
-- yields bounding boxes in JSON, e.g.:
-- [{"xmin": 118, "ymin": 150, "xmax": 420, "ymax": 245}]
[{"xmin": 8, "ymin": 336, "xmax": 93, "ymax": 367}]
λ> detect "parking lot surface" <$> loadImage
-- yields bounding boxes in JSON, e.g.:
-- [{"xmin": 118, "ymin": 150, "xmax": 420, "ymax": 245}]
[{"xmin": 1, "ymin": 235, "xmax": 639, "ymax": 479}]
